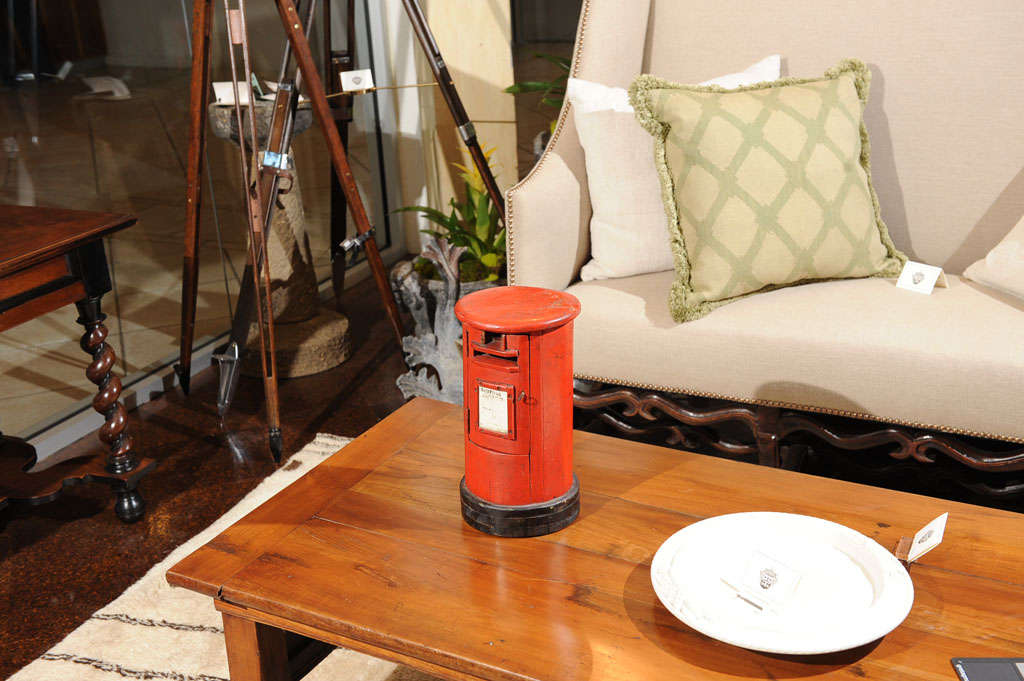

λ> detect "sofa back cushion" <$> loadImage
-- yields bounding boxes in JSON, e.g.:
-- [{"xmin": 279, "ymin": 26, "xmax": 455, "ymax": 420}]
[{"xmin": 570, "ymin": 0, "xmax": 1024, "ymax": 274}]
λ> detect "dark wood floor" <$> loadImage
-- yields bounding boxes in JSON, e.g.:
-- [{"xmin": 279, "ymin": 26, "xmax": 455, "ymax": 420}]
[{"xmin": 0, "ymin": 276, "xmax": 408, "ymax": 677}]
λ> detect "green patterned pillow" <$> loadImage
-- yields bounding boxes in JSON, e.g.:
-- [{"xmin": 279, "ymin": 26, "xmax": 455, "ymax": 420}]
[{"xmin": 629, "ymin": 59, "xmax": 906, "ymax": 322}]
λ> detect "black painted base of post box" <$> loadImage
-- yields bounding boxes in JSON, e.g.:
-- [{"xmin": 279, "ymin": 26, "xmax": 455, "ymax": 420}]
[{"xmin": 460, "ymin": 474, "xmax": 580, "ymax": 538}]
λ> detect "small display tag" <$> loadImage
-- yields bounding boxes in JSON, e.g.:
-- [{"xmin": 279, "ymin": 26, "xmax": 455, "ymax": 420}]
[
  {"xmin": 340, "ymin": 69, "xmax": 374, "ymax": 92},
  {"xmin": 212, "ymin": 81, "xmax": 251, "ymax": 106},
  {"xmin": 907, "ymin": 512, "xmax": 948, "ymax": 562},
  {"xmin": 721, "ymin": 550, "xmax": 802, "ymax": 612},
  {"xmin": 478, "ymin": 386, "xmax": 509, "ymax": 434},
  {"xmin": 896, "ymin": 260, "xmax": 948, "ymax": 295}
]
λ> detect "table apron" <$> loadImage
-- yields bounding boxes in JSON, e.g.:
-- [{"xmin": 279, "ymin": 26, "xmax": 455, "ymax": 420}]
[{"xmin": 215, "ymin": 599, "xmax": 492, "ymax": 681}]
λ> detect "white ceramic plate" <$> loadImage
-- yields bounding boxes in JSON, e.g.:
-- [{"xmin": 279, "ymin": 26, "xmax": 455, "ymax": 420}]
[{"xmin": 650, "ymin": 512, "xmax": 914, "ymax": 655}]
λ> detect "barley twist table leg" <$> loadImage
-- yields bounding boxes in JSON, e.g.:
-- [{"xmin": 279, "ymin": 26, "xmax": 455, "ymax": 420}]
[{"xmin": 76, "ymin": 295, "xmax": 144, "ymax": 522}]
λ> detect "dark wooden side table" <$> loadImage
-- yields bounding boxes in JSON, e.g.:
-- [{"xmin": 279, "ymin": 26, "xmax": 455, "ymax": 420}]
[{"xmin": 0, "ymin": 205, "xmax": 155, "ymax": 522}]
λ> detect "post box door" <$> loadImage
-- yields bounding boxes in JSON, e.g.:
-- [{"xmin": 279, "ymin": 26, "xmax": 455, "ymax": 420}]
[{"xmin": 464, "ymin": 328, "xmax": 530, "ymax": 456}]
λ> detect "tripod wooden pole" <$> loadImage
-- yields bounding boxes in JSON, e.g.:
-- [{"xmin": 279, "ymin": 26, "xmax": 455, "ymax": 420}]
[
  {"xmin": 273, "ymin": 0, "xmax": 405, "ymax": 346},
  {"xmin": 176, "ymin": 0, "xmax": 215, "ymax": 395},
  {"xmin": 223, "ymin": 0, "xmax": 282, "ymax": 458},
  {"xmin": 323, "ymin": 0, "xmax": 356, "ymax": 313},
  {"xmin": 400, "ymin": 0, "xmax": 505, "ymax": 222}
]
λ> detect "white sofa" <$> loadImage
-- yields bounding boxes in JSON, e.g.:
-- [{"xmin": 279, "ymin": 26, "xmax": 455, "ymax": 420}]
[{"xmin": 505, "ymin": 0, "xmax": 1024, "ymax": 479}]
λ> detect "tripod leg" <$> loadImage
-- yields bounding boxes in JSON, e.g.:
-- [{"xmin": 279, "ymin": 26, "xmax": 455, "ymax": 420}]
[
  {"xmin": 177, "ymin": 0, "xmax": 215, "ymax": 395},
  {"xmin": 400, "ymin": 0, "xmax": 505, "ymax": 222},
  {"xmin": 326, "ymin": 0, "xmax": 355, "ymax": 314},
  {"xmin": 274, "ymin": 0, "xmax": 406, "ymax": 346},
  {"xmin": 329, "ymin": 122, "xmax": 349, "ymax": 313},
  {"xmin": 224, "ymin": 0, "xmax": 281, "ymax": 462},
  {"xmin": 213, "ymin": 262, "xmax": 254, "ymax": 419}
]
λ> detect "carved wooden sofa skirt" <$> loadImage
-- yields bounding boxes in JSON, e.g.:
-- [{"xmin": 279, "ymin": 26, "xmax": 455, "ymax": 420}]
[{"xmin": 505, "ymin": 0, "xmax": 1024, "ymax": 494}]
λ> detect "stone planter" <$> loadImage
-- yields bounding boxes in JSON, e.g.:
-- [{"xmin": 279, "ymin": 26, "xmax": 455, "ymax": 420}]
[{"xmin": 391, "ymin": 248, "xmax": 502, "ymax": 404}]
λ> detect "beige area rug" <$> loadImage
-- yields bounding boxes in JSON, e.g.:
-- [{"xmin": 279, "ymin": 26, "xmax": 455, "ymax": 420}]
[{"xmin": 8, "ymin": 433, "xmax": 437, "ymax": 681}]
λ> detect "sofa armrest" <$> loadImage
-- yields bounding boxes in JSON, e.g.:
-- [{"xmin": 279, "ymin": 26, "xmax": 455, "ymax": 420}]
[{"xmin": 506, "ymin": 105, "xmax": 591, "ymax": 290}]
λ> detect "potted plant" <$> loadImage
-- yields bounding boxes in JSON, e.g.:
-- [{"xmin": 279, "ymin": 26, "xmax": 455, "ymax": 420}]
[
  {"xmin": 390, "ymin": 147, "xmax": 505, "ymax": 403},
  {"xmin": 398, "ymin": 146, "xmax": 506, "ymax": 287}
]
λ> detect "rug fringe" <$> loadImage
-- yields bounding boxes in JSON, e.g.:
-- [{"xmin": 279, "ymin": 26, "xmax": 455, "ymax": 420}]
[{"xmin": 300, "ymin": 433, "xmax": 352, "ymax": 457}]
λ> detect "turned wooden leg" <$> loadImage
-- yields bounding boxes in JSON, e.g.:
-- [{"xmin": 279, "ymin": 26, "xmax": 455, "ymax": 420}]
[
  {"xmin": 76, "ymin": 295, "xmax": 144, "ymax": 522},
  {"xmin": 222, "ymin": 613, "xmax": 289, "ymax": 681},
  {"xmin": 755, "ymin": 406, "xmax": 782, "ymax": 467}
]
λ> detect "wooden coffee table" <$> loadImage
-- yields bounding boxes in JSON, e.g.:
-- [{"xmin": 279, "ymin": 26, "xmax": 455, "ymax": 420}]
[{"xmin": 167, "ymin": 398, "xmax": 1024, "ymax": 680}]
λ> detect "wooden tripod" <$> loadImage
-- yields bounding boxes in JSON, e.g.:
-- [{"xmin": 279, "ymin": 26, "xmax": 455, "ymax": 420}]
[
  {"xmin": 176, "ymin": 0, "xmax": 407, "ymax": 446},
  {"xmin": 179, "ymin": 0, "xmax": 509, "ymax": 456}
]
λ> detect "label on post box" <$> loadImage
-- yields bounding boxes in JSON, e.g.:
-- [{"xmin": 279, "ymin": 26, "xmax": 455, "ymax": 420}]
[{"xmin": 478, "ymin": 386, "xmax": 510, "ymax": 435}]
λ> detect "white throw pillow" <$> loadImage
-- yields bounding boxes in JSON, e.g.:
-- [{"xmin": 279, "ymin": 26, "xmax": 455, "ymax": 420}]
[
  {"xmin": 568, "ymin": 55, "xmax": 781, "ymax": 281},
  {"xmin": 964, "ymin": 215, "xmax": 1024, "ymax": 300}
]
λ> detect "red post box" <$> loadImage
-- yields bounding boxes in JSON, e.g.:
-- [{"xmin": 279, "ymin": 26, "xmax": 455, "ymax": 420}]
[{"xmin": 454, "ymin": 286, "xmax": 582, "ymax": 537}]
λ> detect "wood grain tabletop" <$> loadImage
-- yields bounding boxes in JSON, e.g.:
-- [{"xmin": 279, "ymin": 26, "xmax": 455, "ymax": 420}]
[
  {"xmin": 0, "ymin": 204, "xmax": 135, "ymax": 276},
  {"xmin": 167, "ymin": 397, "xmax": 1024, "ymax": 680}
]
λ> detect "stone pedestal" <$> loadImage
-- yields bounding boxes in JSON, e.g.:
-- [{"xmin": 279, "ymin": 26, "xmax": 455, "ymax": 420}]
[
  {"xmin": 209, "ymin": 101, "xmax": 350, "ymax": 377},
  {"xmin": 390, "ymin": 237, "xmax": 501, "ymax": 404}
]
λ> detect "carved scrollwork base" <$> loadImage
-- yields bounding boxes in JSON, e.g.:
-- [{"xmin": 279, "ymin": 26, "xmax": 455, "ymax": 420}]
[
  {"xmin": 777, "ymin": 413, "xmax": 1024, "ymax": 471},
  {"xmin": 573, "ymin": 386, "xmax": 760, "ymax": 461},
  {"xmin": 573, "ymin": 383, "xmax": 1024, "ymax": 499}
]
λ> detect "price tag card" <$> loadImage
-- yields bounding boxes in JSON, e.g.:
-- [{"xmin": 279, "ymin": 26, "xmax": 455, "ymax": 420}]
[
  {"xmin": 478, "ymin": 385, "xmax": 509, "ymax": 435},
  {"xmin": 212, "ymin": 81, "xmax": 251, "ymax": 106},
  {"xmin": 340, "ymin": 69, "xmax": 374, "ymax": 92},
  {"xmin": 721, "ymin": 550, "xmax": 802, "ymax": 612},
  {"xmin": 907, "ymin": 512, "xmax": 948, "ymax": 562},
  {"xmin": 896, "ymin": 260, "xmax": 948, "ymax": 295}
]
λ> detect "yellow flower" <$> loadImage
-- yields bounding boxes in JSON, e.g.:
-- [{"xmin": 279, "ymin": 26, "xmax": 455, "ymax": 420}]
[{"xmin": 452, "ymin": 145, "xmax": 498, "ymax": 195}]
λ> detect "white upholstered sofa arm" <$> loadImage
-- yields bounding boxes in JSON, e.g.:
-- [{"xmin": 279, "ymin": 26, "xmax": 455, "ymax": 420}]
[{"xmin": 506, "ymin": 106, "xmax": 591, "ymax": 291}]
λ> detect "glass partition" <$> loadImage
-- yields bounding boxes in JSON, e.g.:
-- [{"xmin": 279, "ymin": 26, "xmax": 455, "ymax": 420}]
[{"xmin": 0, "ymin": 0, "xmax": 399, "ymax": 448}]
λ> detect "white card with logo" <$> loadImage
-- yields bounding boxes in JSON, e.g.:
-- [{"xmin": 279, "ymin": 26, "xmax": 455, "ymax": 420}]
[
  {"xmin": 907, "ymin": 512, "xmax": 947, "ymax": 562},
  {"xmin": 477, "ymin": 386, "xmax": 509, "ymax": 434},
  {"xmin": 212, "ymin": 81, "xmax": 251, "ymax": 106},
  {"xmin": 340, "ymin": 69, "xmax": 374, "ymax": 92},
  {"xmin": 896, "ymin": 260, "xmax": 948, "ymax": 295},
  {"xmin": 721, "ymin": 550, "xmax": 802, "ymax": 612}
]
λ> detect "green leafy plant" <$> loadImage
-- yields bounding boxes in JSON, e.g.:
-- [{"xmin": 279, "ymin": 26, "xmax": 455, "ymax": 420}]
[
  {"xmin": 396, "ymin": 147, "xmax": 505, "ymax": 282},
  {"xmin": 504, "ymin": 53, "xmax": 570, "ymax": 133}
]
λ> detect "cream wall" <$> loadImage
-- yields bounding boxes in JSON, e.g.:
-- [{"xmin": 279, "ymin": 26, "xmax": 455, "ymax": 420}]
[{"xmin": 378, "ymin": 0, "xmax": 430, "ymax": 254}]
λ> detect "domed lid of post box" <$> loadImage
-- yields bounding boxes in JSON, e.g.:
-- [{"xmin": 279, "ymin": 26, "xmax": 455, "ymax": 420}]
[{"xmin": 455, "ymin": 286, "xmax": 581, "ymax": 334}]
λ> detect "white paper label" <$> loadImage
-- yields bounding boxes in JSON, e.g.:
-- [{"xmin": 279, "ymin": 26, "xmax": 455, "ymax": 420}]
[
  {"xmin": 340, "ymin": 69, "xmax": 374, "ymax": 92},
  {"xmin": 478, "ymin": 386, "xmax": 509, "ymax": 434},
  {"xmin": 907, "ymin": 512, "xmax": 948, "ymax": 562},
  {"xmin": 212, "ymin": 81, "xmax": 251, "ymax": 106},
  {"xmin": 721, "ymin": 550, "xmax": 802, "ymax": 613},
  {"xmin": 896, "ymin": 260, "xmax": 948, "ymax": 295}
]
